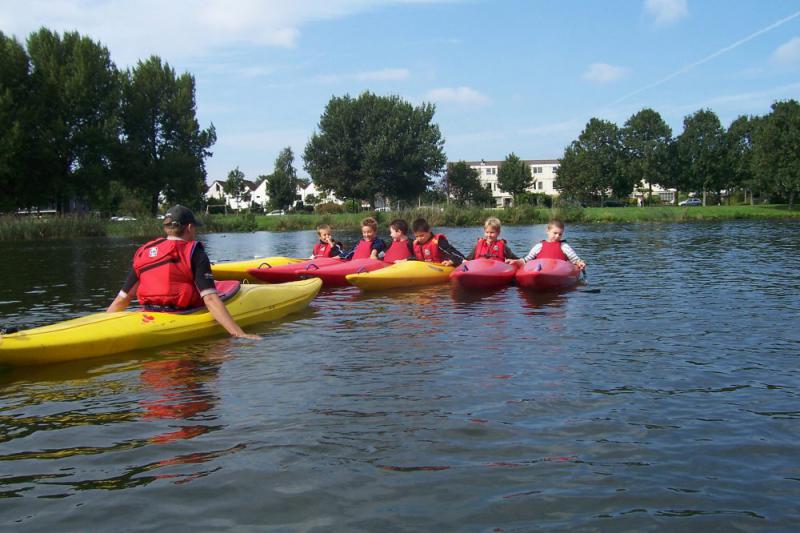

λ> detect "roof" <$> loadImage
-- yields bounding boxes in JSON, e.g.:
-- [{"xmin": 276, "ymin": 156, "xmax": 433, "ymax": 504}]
[{"xmin": 461, "ymin": 159, "xmax": 560, "ymax": 166}]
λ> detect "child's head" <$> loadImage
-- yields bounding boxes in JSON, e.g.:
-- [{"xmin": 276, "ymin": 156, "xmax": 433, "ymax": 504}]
[
  {"xmin": 361, "ymin": 217, "xmax": 378, "ymax": 240},
  {"xmin": 484, "ymin": 217, "xmax": 501, "ymax": 242},
  {"xmin": 412, "ymin": 218, "xmax": 431, "ymax": 241},
  {"xmin": 389, "ymin": 219, "xmax": 409, "ymax": 240},
  {"xmin": 316, "ymin": 223, "xmax": 332, "ymax": 242},
  {"xmin": 546, "ymin": 218, "xmax": 565, "ymax": 242}
]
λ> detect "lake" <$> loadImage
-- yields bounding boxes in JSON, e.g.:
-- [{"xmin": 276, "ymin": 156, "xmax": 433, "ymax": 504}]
[{"xmin": 1, "ymin": 220, "xmax": 799, "ymax": 531}]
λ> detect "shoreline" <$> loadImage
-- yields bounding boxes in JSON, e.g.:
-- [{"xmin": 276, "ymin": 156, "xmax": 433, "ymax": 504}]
[{"xmin": 1, "ymin": 205, "xmax": 798, "ymax": 241}]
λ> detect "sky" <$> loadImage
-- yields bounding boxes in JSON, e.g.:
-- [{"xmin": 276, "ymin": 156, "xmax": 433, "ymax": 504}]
[{"xmin": 2, "ymin": 0, "xmax": 800, "ymax": 184}]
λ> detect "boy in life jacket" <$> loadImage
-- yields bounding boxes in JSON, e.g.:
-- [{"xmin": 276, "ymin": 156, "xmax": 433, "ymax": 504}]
[
  {"xmin": 106, "ymin": 205, "xmax": 258, "ymax": 339},
  {"xmin": 411, "ymin": 217, "xmax": 465, "ymax": 266},
  {"xmin": 507, "ymin": 218, "xmax": 586, "ymax": 270},
  {"xmin": 465, "ymin": 217, "xmax": 520, "ymax": 261},
  {"xmin": 381, "ymin": 219, "xmax": 414, "ymax": 263},
  {"xmin": 310, "ymin": 223, "xmax": 344, "ymax": 259},
  {"xmin": 339, "ymin": 217, "xmax": 387, "ymax": 260}
]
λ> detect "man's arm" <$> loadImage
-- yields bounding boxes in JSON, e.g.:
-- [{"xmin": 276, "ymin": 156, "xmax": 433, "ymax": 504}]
[{"xmin": 203, "ymin": 293, "xmax": 259, "ymax": 339}]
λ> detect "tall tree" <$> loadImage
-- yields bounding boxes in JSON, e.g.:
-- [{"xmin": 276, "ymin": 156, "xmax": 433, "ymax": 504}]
[
  {"xmin": 0, "ymin": 32, "xmax": 31, "ymax": 210},
  {"xmin": 119, "ymin": 56, "xmax": 216, "ymax": 214},
  {"xmin": 267, "ymin": 146, "xmax": 299, "ymax": 210},
  {"xmin": 26, "ymin": 28, "xmax": 121, "ymax": 212},
  {"xmin": 303, "ymin": 91, "xmax": 446, "ymax": 208},
  {"xmin": 497, "ymin": 153, "xmax": 532, "ymax": 205},
  {"xmin": 752, "ymin": 100, "xmax": 800, "ymax": 207},
  {"xmin": 726, "ymin": 115, "xmax": 756, "ymax": 204},
  {"xmin": 676, "ymin": 109, "xmax": 728, "ymax": 205},
  {"xmin": 443, "ymin": 161, "xmax": 484, "ymax": 205},
  {"xmin": 621, "ymin": 108, "xmax": 672, "ymax": 199},
  {"xmin": 555, "ymin": 118, "xmax": 626, "ymax": 204}
]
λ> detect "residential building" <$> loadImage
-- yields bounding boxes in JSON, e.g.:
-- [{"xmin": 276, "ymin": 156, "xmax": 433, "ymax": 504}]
[{"xmin": 465, "ymin": 159, "xmax": 560, "ymax": 207}]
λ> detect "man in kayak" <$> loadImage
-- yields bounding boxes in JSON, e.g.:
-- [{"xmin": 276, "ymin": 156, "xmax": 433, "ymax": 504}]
[
  {"xmin": 106, "ymin": 205, "xmax": 259, "ymax": 339},
  {"xmin": 464, "ymin": 217, "xmax": 520, "ymax": 261},
  {"xmin": 507, "ymin": 218, "xmax": 586, "ymax": 270},
  {"xmin": 411, "ymin": 218, "xmax": 465, "ymax": 266}
]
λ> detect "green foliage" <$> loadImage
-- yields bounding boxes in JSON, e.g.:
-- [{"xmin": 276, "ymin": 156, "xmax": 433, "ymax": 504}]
[
  {"xmin": 223, "ymin": 167, "xmax": 250, "ymax": 209},
  {"xmin": 0, "ymin": 32, "xmax": 31, "ymax": 210},
  {"xmin": 621, "ymin": 108, "xmax": 672, "ymax": 196},
  {"xmin": 444, "ymin": 161, "xmax": 485, "ymax": 205},
  {"xmin": 515, "ymin": 192, "xmax": 552, "ymax": 207},
  {"xmin": 751, "ymin": 100, "xmax": 800, "ymax": 207},
  {"xmin": 267, "ymin": 147, "xmax": 298, "ymax": 210},
  {"xmin": 556, "ymin": 118, "xmax": 625, "ymax": 202},
  {"xmin": 303, "ymin": 91, "xmax": 446, "ymax": 207},
  {"xmin": 676, "ymin": 109, "xmax": 728, "ymax": 198},
  {"xmin": 726, "ymin": 115, "xmax": 756, "ymax": 203},
  {"xmin": 497, "ymin": 153, "xmax": 532, "ymax": 203},
  {"xmin": 315, "ymin": 202, "xmax": 346, "ymax": 214}
]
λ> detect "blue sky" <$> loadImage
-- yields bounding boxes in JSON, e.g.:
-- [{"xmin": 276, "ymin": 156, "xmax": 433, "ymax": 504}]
[{"xmin": 2, "ymin": 0, "xmax": 800, "ymax": 183}]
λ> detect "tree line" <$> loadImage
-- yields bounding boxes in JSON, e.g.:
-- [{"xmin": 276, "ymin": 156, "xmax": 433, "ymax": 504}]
[
  {"xmin": 555, "ymin": 102, "xmax": 800, "ymax": 207},
  {"xmin": 0, "ymin": 28, "xmax": 215, "ymax": 215}
]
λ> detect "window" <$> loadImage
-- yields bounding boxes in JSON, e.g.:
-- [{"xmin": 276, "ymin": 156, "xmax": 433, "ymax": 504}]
[
  {"xmin": 485, "ymin": 167, "xmax": 496, "ymax": 175},
  {"xmin": 532, "ymin": 166, "xmax": 543, "ymax": 174},
  {"xmin": 538, "ymin": 182, "xmax": 543, "ymax": 190}
]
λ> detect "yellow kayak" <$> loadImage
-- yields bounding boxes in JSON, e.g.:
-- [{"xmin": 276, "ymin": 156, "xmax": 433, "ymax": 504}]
[
  {"xmin": 346, "ymin": 261, "xmax": 454, "ymax": 291},
  {"xmin": 211, "ymin": 256, "xmax": 304, "ymax": 281},
  {"xmin": 0, "ymin": 278, "xmax": 322, "ymax": 367}
]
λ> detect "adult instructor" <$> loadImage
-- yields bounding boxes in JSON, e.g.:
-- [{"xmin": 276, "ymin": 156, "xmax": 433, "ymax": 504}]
[{"xmin": 107, "ymin": 205, "xmax": 259, "ymax": 339}]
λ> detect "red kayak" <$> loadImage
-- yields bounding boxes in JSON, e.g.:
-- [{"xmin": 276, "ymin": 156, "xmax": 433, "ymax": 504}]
[
  {"xmin": 298, "ymin": 258, "xmax": 389, "ymax": 287},
  {"xmin": 515, "ymin": 259, "xmax": 580, "ymax": 290},
  {"xmin": 450, "ymin": 258, "xmax": 517, "ymax": 290},
  {"xmin": 247, "ymin": 257, "xmax": 341, "ymax": 283}
]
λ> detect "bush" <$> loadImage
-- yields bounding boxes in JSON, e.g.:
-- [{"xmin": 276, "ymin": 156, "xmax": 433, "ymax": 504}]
[{"xmin": 315, "ymin": 202, "xmax": 346, "ymax": 214}]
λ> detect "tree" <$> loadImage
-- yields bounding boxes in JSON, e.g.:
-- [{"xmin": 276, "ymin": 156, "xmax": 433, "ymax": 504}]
[
  {"xmin": 303, "ymin": 91, "xmax": 446, "ymax": 207},
  {"xmin": 555, "ymin": 118, "xmax": 626, "ymax": 204},
  {"xmin": 118, "ymin": 56, "xmax": 216, "ymax": 213},
  {"xmin": 752, "ymin": 100, "xmax": 800, "ymax": 207},
  {"xmin": 443, "ymin": 161, "xmax": 484, "ymax": 205},
  {"xmin": 497, "ymin": 153, "xmax": 532, "ymax": 205},
  {"xmin": 621, "ymin": 108, "xmax": 672, "ymax": 199},
  {"xmin": 726, "ymin": 115, "xmax": 756, "ymax": 204},
  {"xmin": 675, "ymin": 109, "xmax": 728, "ymax": 205},
  {"xmin": 223, "ymin": 167, "xmax": 250, "ymax": 211},
  {"xmin": 26, "ymin": 28, "xmax": 121, "ymax": 212},
  {"xmin": 267, "ymin": 147, "xmax": 298, "ymax": 210},
  {"xmin": 0, "ymin": 32, "xmax": 31, "ymax": 210}
]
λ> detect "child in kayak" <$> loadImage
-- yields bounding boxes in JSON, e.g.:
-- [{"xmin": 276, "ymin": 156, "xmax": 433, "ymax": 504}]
[
  {"xmin": 465, "ymin": 217, "xmax": 520, "ymax": 261},
  {"xmin": 381, "ymin": 219, "xmax": 414, "ymax": 263},
  {"xmin": 411, "ymin": 218, "xmax": 465, "ymax": 266},
  {"xmin": 311, "ymin": 223, "xmax": 344, "ymax": 259},
  {"xmin": 339, "ymin": 217, "xmax": 387, "ymax": 260},
  {"xmin": 507, "ymin": 218, "xmax": 586, "ymax": 270}
]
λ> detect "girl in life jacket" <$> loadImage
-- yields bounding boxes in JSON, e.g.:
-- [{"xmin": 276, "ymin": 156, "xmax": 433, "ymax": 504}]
[
  {"xmin": 311, "ymin": 223, "xmax": 344, "ymax": 259},
  {"xmin": 508, "ymin": 218, "xmax": 586, "ymax": 270},
  {"xmin": 411, "ymin": 217, "xmax": 465, "ymax": 266},
  {"xmin": 465, "ymin": 217, "xmax": 520, "ymax": 261},
  {"xmin": 381, "ymin": 218, "xmax": 414, "ymax": 263},
  {"xmin": 339, "ymin": 217, "xmax": 387, "ymax": 260}
]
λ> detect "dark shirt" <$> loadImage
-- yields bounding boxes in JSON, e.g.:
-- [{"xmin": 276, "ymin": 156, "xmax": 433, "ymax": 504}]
[
  {"xmin": 121, "ymin": 240, "xmax": 216, "ymax": 296},
  {"xmin": 465, "ymin": 239, "xmax": 520, "ymax": 261},
  {"xmin": 340, "ymin": 238, "xmax": 387, "ymax": 260}
]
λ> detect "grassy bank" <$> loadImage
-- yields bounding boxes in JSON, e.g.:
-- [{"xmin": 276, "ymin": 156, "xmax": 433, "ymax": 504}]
[{"xmin": 1, "ymin": 204, "xmax": 798, "ymax": 241}]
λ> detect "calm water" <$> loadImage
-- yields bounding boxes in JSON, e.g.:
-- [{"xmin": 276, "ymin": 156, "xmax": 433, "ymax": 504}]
[{"xmin": 1, "ymin": 221, "xmax": 799, "ymax": 531}]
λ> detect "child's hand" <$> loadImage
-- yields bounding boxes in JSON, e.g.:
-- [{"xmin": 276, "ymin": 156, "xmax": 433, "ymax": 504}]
[
  {"xmin": 506, "ymin": 258, "xmax": 522, "ymax": 266},
  {"xmin": 441, "ymin": 260, "xmax": 453, "ymax": 266},
  {"xmin": 576, "ymin": 260, "xmax": 586, "ymax": 270}
]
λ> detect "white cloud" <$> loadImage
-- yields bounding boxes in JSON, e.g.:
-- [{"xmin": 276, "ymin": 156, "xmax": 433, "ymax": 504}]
[
  {"xmin": 772, "ymin": 36, "xmax": 800, "ymax": 65},
  {"xmin": 644, "ymin": 0, "xmax": 688, "ymax": 26},
  {"xmin": 583, "ymin": 63, "xmax": 631, "ymax": 83},
  {"xmin": 0, "ymin": 1, "xmax": 449, "ymax": 67},
  {"xmin": 424, "ymin": 86, "xmax": 490, "ymax": 106}
]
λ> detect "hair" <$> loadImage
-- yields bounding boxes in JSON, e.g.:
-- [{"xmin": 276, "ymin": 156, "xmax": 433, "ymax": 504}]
[
  {"xmin": 547, "ymin": 218, "xmax": 565, "ymax": 230},
  {"xmin": 389, "ymin": 218, "xmax": 409, "ymax": 235},
  {"xmin": 484, "ymin": 217, "xmax": 502, "ymax": 231},
  {"xmin": 316, "ymin": 223, "xmax": 332, "ymax": 235},
  {"xmin": 412, "ymin": 218, "xmax": 430, "ymax": 233},
  {"xmin": 163, "ymin": 224, "xmax": 184, "ymax": 237},
  {"xmin": 360, "ymin": 217, "xmax": 378, "ymax": 231}
]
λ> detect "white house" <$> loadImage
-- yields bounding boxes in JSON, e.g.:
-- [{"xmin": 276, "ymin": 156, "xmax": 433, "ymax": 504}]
[
  {"xmin": 465, "ymin": 159, "xmax": 560, "ymax": 207},
  {"xmin": 298, "ymin": 181, "xmax": 343, "ymax": 205},
  {"xmin": 205, "ymin": 179, "xmax": 343, "ymax": 211}
]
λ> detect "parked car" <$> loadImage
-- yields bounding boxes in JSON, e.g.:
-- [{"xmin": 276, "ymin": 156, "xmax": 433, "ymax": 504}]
[
  {"xmin": 110, "ymin": 216, "xmax": 137, "ymax": 221},
  {"xmin": 374, "ymin": 207, "xmax": 392, "ymax": 212},
  {"xmin": 266, "ymin": 209, "xmax": 285, "ymax": 216},
  {"xmin": 679, "ymin": 198, "xmax": 702, "ymax": 206}
]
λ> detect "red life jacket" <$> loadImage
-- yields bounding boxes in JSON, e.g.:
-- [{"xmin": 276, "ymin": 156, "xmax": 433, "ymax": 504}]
[
  {"xmin": 313, "ymin": 241, "xmax": 335, "ymax": 258},
  {"xmin": 133, "ymin": 238, "xmax": 204, "ymax": 309},
  {"xmin": 473, "ymin": 238, "xmax": 506, "ymax": 260},
  {"xmin": 352, "ymin": 239, "xmax": 374, "ymax": 259},
  {"xmin": 537, "ymin": 240, "xmax": 568, "ymax": 261},
  {"xmin": 383, "ymin": 239, "xmax": 412, "ymax": 262},
  {"xmin": 414, "ymin": 233, "xmax": 445, "ymax": 263}
]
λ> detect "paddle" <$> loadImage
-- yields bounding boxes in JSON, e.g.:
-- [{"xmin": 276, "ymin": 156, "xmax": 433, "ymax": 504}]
[{"xmin": 577, "ymin": 268, "xmax": 601, "ymax": 293}]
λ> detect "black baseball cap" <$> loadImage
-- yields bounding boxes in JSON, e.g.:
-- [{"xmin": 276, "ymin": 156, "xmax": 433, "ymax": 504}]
[{"xmin": 163, "ymin": 205, "xmax": 203, "ymax": 227}]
